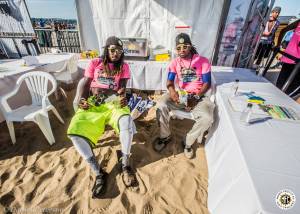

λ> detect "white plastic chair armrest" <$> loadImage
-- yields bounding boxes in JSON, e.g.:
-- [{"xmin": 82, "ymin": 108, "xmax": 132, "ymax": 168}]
[
  {"xmin": 204, "ymin": 86, "xmax": 216, "ymax": 103},
  {"xmin": 67, "ymin": 55, "xmax": 79, "ymax": 74},
  {"xmin": 41, "ymin": 96, "xmax": 50, "ymax": 116},
  {"xmin": 41, "ymin": 78, "xmax": 57, "ymax": 115},
  {"xmin": 73, "ymin": 77, "xmax": 86, "ymax": 111},
  {"xmin": 0, "ymin": 83, "xmax": 22, "ymax": 112},
  {"xmin": 210, "ymin": 94, "xmax": 215, "ymax": 103},
  {"xmin": 73, "ymin": 103, "xmax": 79, "ymax": 112}
]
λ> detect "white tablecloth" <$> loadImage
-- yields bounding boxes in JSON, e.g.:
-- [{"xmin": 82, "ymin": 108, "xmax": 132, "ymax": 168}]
[
  {"xmin": 0, "ymin": 53, "xmax": 76, "ymax": 78},
  {"xmin": 126, "ymin": 61, "xmax": 168, "ymax": 90},
  {"xmin": 77, "ymin": 59, "xmax": 169, "ymax": 90},
  {"xmin": 206, "ymin": 67, "xmax": 300, "ymax": 214},
  {"xmin": 0, "ymin": 53, "xmax": 77, "ymax": 122}
]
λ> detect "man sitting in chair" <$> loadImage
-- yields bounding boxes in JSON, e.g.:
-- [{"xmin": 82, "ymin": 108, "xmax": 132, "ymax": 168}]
[
  {"xmin": 154, "ymin": 33, "xmax": 215, "ymax": 159},
  {"xmin": 67, "ymin": 36, "xmax": 137, "ymax": 198}
]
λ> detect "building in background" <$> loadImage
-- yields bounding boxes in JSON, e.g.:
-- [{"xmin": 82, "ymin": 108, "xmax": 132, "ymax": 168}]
[
  {"xmin": 274, "ymin": 16, "xmax": 297, "ymax": 45},
  {"xmin": 0, "ymin": 0, "xmax": 81, "ymax": 59}
]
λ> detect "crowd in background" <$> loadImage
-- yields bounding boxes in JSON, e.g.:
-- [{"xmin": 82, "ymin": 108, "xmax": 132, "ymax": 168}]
[{"xmin": 31, "ymin": 18, "xmax": 77, "ymax": 30}]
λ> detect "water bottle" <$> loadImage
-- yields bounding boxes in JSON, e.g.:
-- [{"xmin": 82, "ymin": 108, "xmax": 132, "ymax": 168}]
[
  {"xmin": 104, "ymin": 94, "xmax": 120, "ymax": 105},
  {"xmin": 240, "ymin": 103, "xmax": 253, "ymax": 125},
  {"xmin": 178, "ymin": 89, "xmax": 188, "ymax": 106},
  {"xmin": 231, "ymin": 79, "xmax": 239, "ymax": 97}
]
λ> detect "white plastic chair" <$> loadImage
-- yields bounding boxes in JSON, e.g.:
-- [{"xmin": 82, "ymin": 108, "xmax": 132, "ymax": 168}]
[
  {"xmin": 51, "ymin": 54, "xmax": 79, "ymax": 84},
  {"xmin": 50, "ymin": 55, "xmax": 79, "ymax": 100},
  {"xmin": 0, "ymin": 71, "xmax": 64, "ymax": 145}
]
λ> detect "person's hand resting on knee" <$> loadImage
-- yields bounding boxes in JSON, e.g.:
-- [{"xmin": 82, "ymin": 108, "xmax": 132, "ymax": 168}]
[
  {"xmin": 79, "ymin": 98, "xmax": 90, "ymax": 110},
  {"xmin": 169, "ymin": 87, "xmax": 180, "ymax": 104},
  {"xmin": 119, "ymin": 95, "xmax": 128, "ymax": 108}
]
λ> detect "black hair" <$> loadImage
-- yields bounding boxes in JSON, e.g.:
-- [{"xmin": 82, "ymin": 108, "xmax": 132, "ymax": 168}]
[
  {"xmin": 190, "ymin": 45, "xmax": 198, "ymax": 55},
  {"xmin": 101, "ymin": 45, "xmax": 125, "ymax": 76}
]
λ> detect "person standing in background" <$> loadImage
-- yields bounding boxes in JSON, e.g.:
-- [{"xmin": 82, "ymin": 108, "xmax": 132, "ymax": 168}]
[
  {"xmin": 254, "ymin": 6, "xmax": 281, "ymax": 65},
  {"xmin": 276, "ymin": 19, "xmax": 300, "ymax": 96}
]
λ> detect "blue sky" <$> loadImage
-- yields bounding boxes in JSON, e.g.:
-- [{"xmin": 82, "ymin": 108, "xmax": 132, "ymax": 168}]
[
  {"xmin": 26, "ymin": 0, "xmax": 77, "ymax": 19},
  {"xmin": 25, "ymin": 0, "xmax": 299, "ymax": 19},
  {"xmin": 275, "ymin": 0, "xmax": 300, "ymax": 17}
]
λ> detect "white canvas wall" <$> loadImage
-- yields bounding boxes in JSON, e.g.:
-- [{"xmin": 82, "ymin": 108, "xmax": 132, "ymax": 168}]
[{"xmin": 75, "ymin": 0, "xmax": 226, "ymax": 59}]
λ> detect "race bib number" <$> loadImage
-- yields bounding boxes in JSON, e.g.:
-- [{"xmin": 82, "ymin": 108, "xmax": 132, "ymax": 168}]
[
  {"xmin": 97, "ymin": 75, "xmax": 116, "ymax": 89},
  {"xmin": 180, "ymin": 68, "xmax": 198, "ymax": 83}
]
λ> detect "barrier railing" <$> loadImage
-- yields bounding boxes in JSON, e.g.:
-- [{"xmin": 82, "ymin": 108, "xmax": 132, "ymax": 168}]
[
  {"xmin": 258, "ymin": 46, "xmax": 300, "ymax": 95},
  {"xmin": 35, "ymin": 29, "xmax": 81, "ymax": 53}
]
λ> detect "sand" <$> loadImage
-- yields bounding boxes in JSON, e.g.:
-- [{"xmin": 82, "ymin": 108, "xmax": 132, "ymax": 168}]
[{"xmin": 0, "ymin": 88, "xmax": 209, "ymax": 214}]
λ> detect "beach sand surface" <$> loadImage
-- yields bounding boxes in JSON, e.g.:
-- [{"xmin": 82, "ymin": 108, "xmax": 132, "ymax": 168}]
[{"xmin": 0, "ymin": 88, "xmax": 209, "ymax": 214}]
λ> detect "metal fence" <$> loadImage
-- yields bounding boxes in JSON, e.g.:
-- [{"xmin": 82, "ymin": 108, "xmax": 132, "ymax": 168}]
[{"xmin": 35, "ymin": 29, "xmax": 81, "ymax": 53}]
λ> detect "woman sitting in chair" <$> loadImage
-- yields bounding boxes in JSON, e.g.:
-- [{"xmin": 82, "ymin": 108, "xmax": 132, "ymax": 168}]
[{"xmin": 67, "ymin": 36, "xmax": 137, "ymax": 198}]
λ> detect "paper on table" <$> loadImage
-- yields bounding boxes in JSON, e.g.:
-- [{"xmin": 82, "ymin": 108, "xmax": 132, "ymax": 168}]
[
  {"xmin": 50, "ymin": 48, "xmax": 62, "ymax": 54},
  {"xmin": 228, "ymin": 97, "xmax": 267, "ymax": 115},
  {"xmin": 229, "ymin": 96, "xmax": 300, "ymax": 123},
  {"xmin": 23, "ymin": 56, "xmax": 39, "ymax": 66}
]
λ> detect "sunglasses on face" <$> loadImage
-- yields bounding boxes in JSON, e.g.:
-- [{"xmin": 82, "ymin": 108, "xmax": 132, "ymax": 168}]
[
  {"xmin": 176, "ymin": 44, "xmax": 191, "ymax": 51},
  {"xmin": 108, "ymin": 47, "xmax": 123, "ymax": 54}
]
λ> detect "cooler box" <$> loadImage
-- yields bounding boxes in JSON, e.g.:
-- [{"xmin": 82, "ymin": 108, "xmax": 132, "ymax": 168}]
[{"xmin": 120, "ymin": 38, "xmax": 149, "ymax": 58}]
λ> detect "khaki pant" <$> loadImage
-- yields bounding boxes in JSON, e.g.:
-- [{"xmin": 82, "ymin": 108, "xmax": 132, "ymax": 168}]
[{"xmin": 156, "ymin": 93, "xmax": 215, "ymax": 147}]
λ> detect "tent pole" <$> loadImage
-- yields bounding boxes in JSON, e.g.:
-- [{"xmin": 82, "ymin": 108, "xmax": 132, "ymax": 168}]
[
  {"xmin": 74, "ymin": 0, "xmax": 83, "ymax": 52},
  {"xmin": 23, "ymin": 0, "xmax": 33, "ymax": 27}
]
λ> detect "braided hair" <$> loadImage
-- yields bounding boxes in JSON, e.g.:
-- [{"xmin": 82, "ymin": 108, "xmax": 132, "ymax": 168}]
[
  {"xmin": 101, "ymin": 45, "xmax": 125, "ymax": 76},
  {"xmin": 190, "ymin": 45, "xmax": 198, "ymax": 55}
]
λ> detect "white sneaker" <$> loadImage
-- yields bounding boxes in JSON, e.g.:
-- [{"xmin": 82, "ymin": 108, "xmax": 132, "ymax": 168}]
[{"xmin": 184, "ymin": 147, "xmax": 194, "ymax": 159}]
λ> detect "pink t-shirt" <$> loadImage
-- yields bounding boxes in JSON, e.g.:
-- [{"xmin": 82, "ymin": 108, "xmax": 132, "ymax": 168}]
[
  {"xmin": 281, "ymin": 22, "xmax": 300, "ymax": 64},
  {"xmin": 84, "ymin": 58, "xmax": 130, "ymax": 90},
  {"xmin": 168, "ymin": 54, "xmax": 211, "ymax": 94}
]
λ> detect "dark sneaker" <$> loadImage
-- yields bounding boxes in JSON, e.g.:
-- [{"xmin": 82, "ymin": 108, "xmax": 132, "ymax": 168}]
[
  {"xmin": 92, "ymin": 169, "xmax": 107, "ymax": 198},
  {"xmin": 153, "ymin": 136, "xmax": 172, "ymax": 152},
  {"xmin": 122, "ymin": 165, "xmax": 137, "ymax": 187}
]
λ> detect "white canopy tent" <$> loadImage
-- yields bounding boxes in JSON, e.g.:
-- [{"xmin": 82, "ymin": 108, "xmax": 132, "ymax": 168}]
[
  {"xmin": 75, "ymin": 0, "xmax": 274, "ymax": 67},
  {"xmin": 75, "ymin": 0, "xmax": 228, "ymax": 59}
]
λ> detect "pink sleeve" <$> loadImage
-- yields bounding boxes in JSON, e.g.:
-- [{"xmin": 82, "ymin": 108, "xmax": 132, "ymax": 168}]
[
  {"xmin": 120, "ymin": 63, "xmax": 130, "ymax": 79},
  {"xmin": 84, "ymin": 58, "xmax": 101, "ymax": 78},
  {"xmin": 201, "ymin": 58, "xmax": 211, "ymax": 74},
  {"xmin": 168, "ymin": 59, "xmax": 177, "ymax": 73}
]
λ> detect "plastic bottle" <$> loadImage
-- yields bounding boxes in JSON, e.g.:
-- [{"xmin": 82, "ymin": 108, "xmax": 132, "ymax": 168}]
[
  {"xmin": 178, "ymin": 89, "xmax": 188, "ymax": 106},
  {"xmin": 240, "ymin": 103, "xmax": 253, "ymax": 125},
  {"xmin": 231, "ymin": 79, "xmax": 239, "ymax": 97},
  {"xmin": 104, "ymin": 94, "xmax": 120, "ymax": 105}
]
